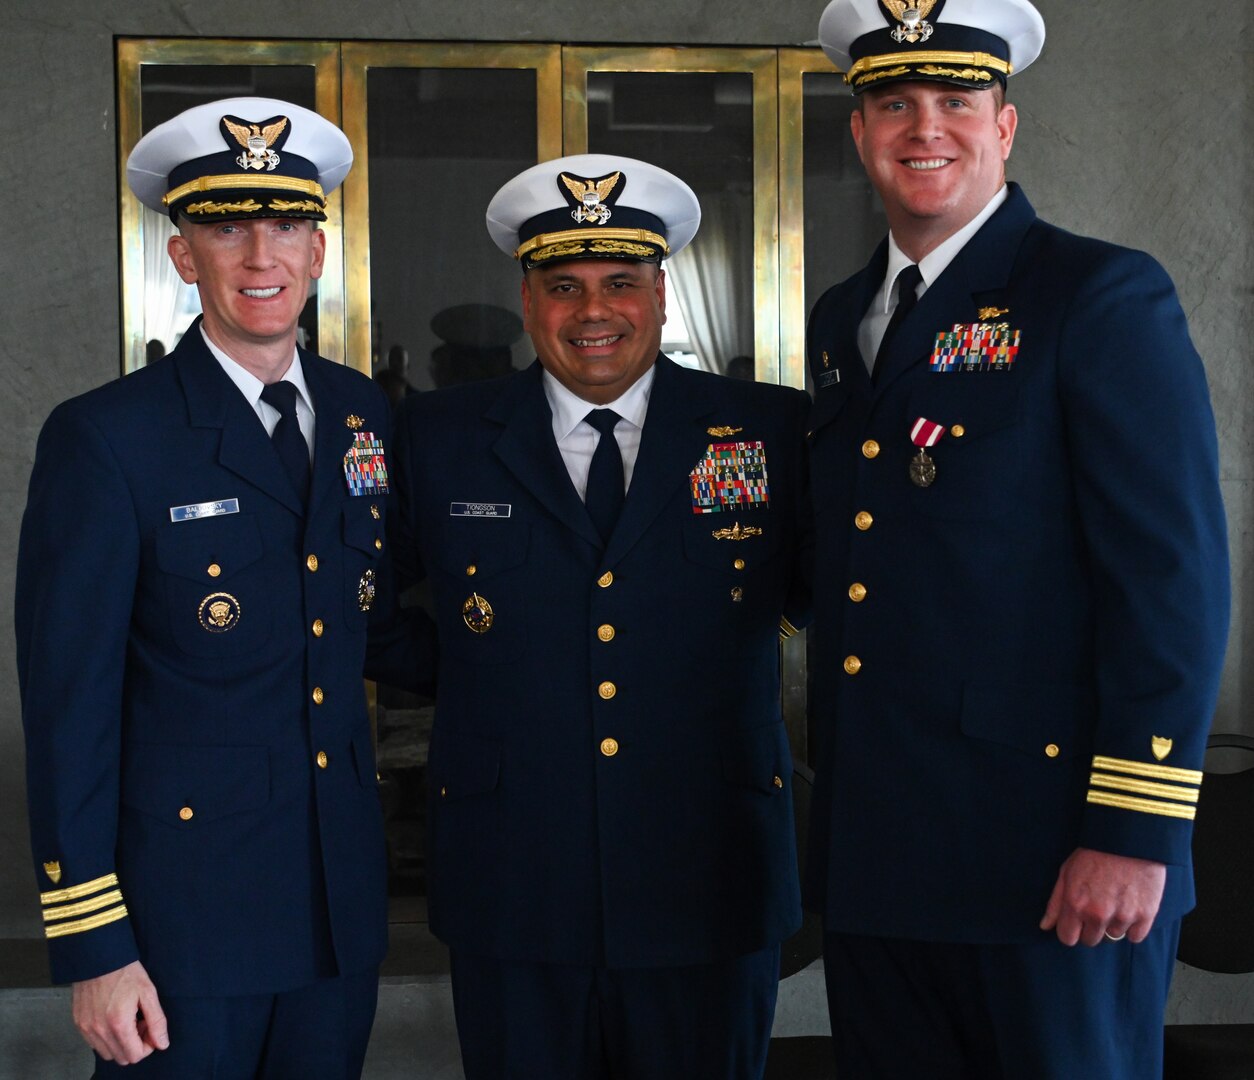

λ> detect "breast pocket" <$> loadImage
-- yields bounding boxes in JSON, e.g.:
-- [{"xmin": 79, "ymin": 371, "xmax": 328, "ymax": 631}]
[
  {"xmin": 154, "ymin": 514, "xmax": 272, "ymax": 657},
  {"xmin": 430, "ymin": 517, "xmax": 531, "ymax": 664},
  {"xmin": 906, "ymin": 378, "xmax": 1021, "ymax": 521},
  {"xmin": 342, "ymin": 503, "xmax": 386, "ymax": 629}
]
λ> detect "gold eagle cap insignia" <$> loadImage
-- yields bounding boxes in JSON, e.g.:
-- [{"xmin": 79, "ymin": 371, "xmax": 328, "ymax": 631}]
[
  {"xmin": 43, "ymin": 861, "xmax": 62, "ymax": 885},
  {"xmin": 883, "ymin": 0, "xmax": 938, "ymax": 20},
  {"xmin": 560, "ymin": 171, "xmax": 621, "ymax": 224},
  {"xmin": 1150, "ymin": 736, "xmax": 1173, "ymax": 761},
  {"xmin": 883, "ymin": 0, "xmax": 938, "ymax": 43},
  {"xmin": 223, "ymin": 116, "xmax": 288, "ymax": 150}
]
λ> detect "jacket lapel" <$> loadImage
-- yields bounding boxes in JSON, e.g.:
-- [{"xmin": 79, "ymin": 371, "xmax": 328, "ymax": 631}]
[
  {"xmin": 488, "ymin": 363, "xmax": 603, "ymax": 549},
  {"xmin": 175, "ymin": 321, "xmax": 304, "ymax": 517},
  {"xmin": 873, "ymin": 184, "xmax": 1038, "ymax": 396},
  {"xmin": 603, "ymin": 356, "xmax": 713, "ymax": 566}
]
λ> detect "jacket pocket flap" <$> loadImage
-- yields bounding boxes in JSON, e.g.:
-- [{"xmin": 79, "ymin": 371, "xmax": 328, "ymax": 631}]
[
  {"xmin": 155, "ymin": 514, "xmax": 264, "ymax": 582},
  {"xmin": 960, "ymin": 682, "xmax": 1094, "ymax": 762},
  {"xmin": 721, "ymin": 722, "xmax": 791, "ymax": 794},
  {"xmin": 121, "ymin": 743, "xmax": 270, "ymax": 824},
  {"xmin": 431, "ymin": 735, "xmax": 501, "ymax": 802}
]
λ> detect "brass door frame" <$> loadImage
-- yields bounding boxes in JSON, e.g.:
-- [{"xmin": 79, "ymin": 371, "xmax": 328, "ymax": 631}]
[
  {"xmin": 340, "ymin": 43, "xmax": 563, "ymax": 375},
  {"xmin": 561, "ymin": 47, "xmax": 786, "ymax": 388},
  {"xmin": 116, "ymin": 39, "xmax": 343, "ymax": 371}
]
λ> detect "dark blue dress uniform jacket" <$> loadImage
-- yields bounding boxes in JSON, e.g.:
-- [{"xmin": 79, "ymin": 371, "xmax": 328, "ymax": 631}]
[
  {"xmin": 804, "ymin": 185, "xmax": 1230, "ymax": 943},
  {"xmin": 389, "ymin": 356, "xmax": 809, "ymax": 969},
  {"xmin": 16, "ymin": 324, "xmax": 404, "ymax": 996}
]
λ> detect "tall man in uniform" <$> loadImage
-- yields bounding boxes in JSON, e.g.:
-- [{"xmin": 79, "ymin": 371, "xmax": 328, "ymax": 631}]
[
  {"xmin": 16, "ymin": 97, "xmax": 415, "ymax": 1077},
  {"xmin": 803, "ymin": 2, "xmax": 1230, "ymax": 1076},
  {"xmin": 386, "ymin": 154, "xmax": 810, "ymax": 1078}
]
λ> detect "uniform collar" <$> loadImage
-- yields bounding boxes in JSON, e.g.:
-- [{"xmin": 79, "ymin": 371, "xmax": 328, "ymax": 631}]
[
  {"xmin": 541, "ymin": 362, "xmax": 656, "ymax": 441},
  {"xmin": 200, "ymin": 324, "xmax": 312, "ymax": 414}
]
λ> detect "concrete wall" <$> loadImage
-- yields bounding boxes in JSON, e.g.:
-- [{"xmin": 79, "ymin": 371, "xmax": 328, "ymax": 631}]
[{"xmin": 1, "ymin": 0, "xmax": 1250, "ymax": 999}]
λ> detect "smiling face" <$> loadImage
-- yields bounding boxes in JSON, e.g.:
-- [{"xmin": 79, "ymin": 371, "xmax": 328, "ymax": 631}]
[
  {"xmin": 851, "ymin": 82, "xmax": 1017, "ymax": 260},
  {"xmin": 521, "ymin": 259, "xmax": 666, "ymax": 405},
  {"xmin": 168, "ymin": 217, "xmax": 325, "ymax": 376}
]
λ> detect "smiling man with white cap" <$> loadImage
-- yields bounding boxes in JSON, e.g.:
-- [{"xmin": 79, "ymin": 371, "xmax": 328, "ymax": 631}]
[
  {"xmin": 15, "ymin": 97, "xmax": 424, "ymax": 1077},
  {"xmin": 802, "ymin": 1, "xmax": 1229, "ymax": 1076},
  {"xmin": 384, "ymin": 153, "xmax": 811, "ymax": 1078}
]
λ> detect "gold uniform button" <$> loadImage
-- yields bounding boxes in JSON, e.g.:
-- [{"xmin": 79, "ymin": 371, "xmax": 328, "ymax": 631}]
[
  {"xmin": 179, "ymin": 806, "xmax": 194, "ymax": 821},
  {"xmin": 370, "ymin": 505, "xmax": 381, "ymax": 520},
  {"xmin": 862, "ymin": 440, "xmax": 880, "ymax": 459},
  {"xmin": 773, "ymin": 775, "xmax": 784, "ymax": 789},
  {"xmin": 207, "ymin": 563, "xmax": 222, "ymax": 578},
  {"xmin": 843, "ymin": 655, "xmax": 862, "ymax": 675},
  {"xmin": 1045, "ymin": 743, "xmax": 1060, "ymax": 758},
  {"xmin": 466, "ymin": 564, "xmax": 477, "ymax": 577},
  {"xmin": 316, "ymin": 751, "xmax": 328, "ymax": 769},
  {"xmin": 951, "ymin": 424, "xmax": 966, "ymax": 438},
  {"xmin": 598, "ymin": 681, "xmax": 617, "ymax": 700},
  {"xmin": 306, "ymin": 554, "xmax": 319, "ymax": 572},
  {"xmin": 848, "ymin": 582, "xmax": 868, "ymax": 602},
  {"xmin": 734, "ymin": 558, "xmax": 746, "ymax": 570},
  {"xmin": 312, "ymin": 687, "xmax": 325, "ymax": 705},
  {"xmin": 312, "ymin": 619, "xmax": 324, "ymax": 637},
  {"xmin": 374, "ymin": 538, "xmax": 383, "ymax": 551},
  {"xmin": 597, "ymin": 624, "xmax": 615, "ymax": 643},
  {"xmin": 855, "ymin": 511, "xmax": 874, "ymax": 531},
  {"xmin": 597, "ymin": 571, "xmax": 614, "ymax": 588},
  {"xmin": 600, "ymin": 737, "xmax": 619, "ymax": 757}
]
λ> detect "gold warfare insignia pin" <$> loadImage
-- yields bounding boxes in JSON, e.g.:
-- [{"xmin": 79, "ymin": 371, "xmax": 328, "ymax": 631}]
[
  {"xmin": 222, "ymin": 115, "xmax": 287, "ymax": 172},
  {"xmin": 707, "ymin": 426, "xmax": 744, "ymax": 438},
  {"xmin": 462, "ymin": 593, "xmax": 494, "ymax": 634},
  {"xmin": 198, "ymin": 592, "xmax": 241, "ymax": 633},
  {"xmin": 43, "ymin": 861, "xmax": 62, "ymax": 885},
  {"xmin": 712, "ymin": 522, "xmax": 763, "ymax": 541},
  {"xmin": 1151, "ymin": 736, "xmax": 1173, "ymax": 761},
  {"xmin": 977, "ymin": 306, "xmax": 1010, "ymax": 321},
  {"xmin": 346, "ymin": 415, "xmax": 364, "ymax": 430},
  {"xmin": 358, "ymin": 569, "xmax": 377, "ymax": 612},
  {"xmin": 822, "ymin": 351, "xmax": 831, "ymax": 368},
  {"xmin": 560, "ymin": 171, "xmax": 621, "ymax": 225}
]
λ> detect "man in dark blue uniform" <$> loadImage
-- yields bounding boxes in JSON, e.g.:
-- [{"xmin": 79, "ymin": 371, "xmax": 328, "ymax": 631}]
[
  {"xmin": 804, "ymin": 1, "xmax": 1230, "ymax": 1076},
  {"xmin": 16, "ymin": 97, "xmax": 419, "ymax": 1077},
  {"xmin": 386, "ymin": 154, "xmax": 810, "ymax": 1078}
]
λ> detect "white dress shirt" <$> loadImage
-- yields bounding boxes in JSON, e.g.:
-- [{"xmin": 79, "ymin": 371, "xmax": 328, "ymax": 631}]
[
  {"xmin": 858, "ymin": 185, "xmax": 1010, "ymax": 372},
  {"xmin": 202, "ymin": 326, "xmax": 316, "ymax": 460},
  {"xmin": 542, "ymin": 364, "xmax": 656, "ymax": 500}
]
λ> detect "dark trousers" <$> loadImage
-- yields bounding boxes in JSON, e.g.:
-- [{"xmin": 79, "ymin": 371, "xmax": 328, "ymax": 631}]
[
  {"xmin": 450, "ymin": 945, "xmax": 781, "ymax": 1080},
  {"xmin": 92, "ymin": 971, "xmax": 379, "ymax": 1080},
  {"xmin": 823, "ymin": 923, "xmax": 1179, "ymax": 1080}
]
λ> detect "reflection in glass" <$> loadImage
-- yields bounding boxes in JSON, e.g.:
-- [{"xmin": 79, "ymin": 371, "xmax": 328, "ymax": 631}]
[
  {"xmin": 137, "ymin": 66, "xmax": 318, "ymax": 358},
  {"xmin": 802, "ymin": 72, "xmax": 885, "ymax": 322},
  {"xmin": 586, "ymin": 72, "xmax": 755, "ymax": 377},
  {"xmin": 366, "ymin": 68, "xmax": 537, "ymax": 392}
]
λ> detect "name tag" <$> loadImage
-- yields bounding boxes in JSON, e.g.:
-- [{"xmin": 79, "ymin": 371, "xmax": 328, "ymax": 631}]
[
  {"xmin": 816, "ymin": 370, "xmax": 841, "ymax": 390},
  {"xmin": 451, "ymin": 502, "xmax": 512, "ymax": 519},
  {"xmin": 170, "ymin": 498, "xmax": 240, "ymax": 522}
]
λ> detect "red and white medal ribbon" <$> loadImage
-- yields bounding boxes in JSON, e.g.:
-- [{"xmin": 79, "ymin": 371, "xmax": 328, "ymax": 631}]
[{"xmin": 910, "ymin": 417, "xmax": 947, "ymax": 447}]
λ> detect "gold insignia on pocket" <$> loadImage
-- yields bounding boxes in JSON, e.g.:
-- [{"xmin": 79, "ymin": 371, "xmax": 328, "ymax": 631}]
[
  {"xmin": 712, "ymin": 522, "xmax": 763, "ymax": 541},
  {"xmin": 358, "ymin": 569, "xmax": 377, "ymax": 612},
  {"xmin": 43, "ymin": 861, "xmax": 62, "ymax": 885},
  {"xmin": 822, "ymin": 351, "xmax": 831, "ymax": 368},
  {"xmin": 707, "ymin": 425, "xmax": 744, "ymax": 437},
  {"xmin": 345, "ymin": 414, "xmax": 364, "ymax": 430},
  {"xmin": 462, "ymin": 593, "xmax": 494, "ymax": 634},
  {"xmin": 1151, "ymin": 736, "xmax": 1173, "ymax": 761},
  {"xmin": 198, "ymin": 593, "xmax": 241, "ymax": 633},
  {"xmin": 977, "ymin": 306, "xmax": 1010, "ymax": 321}
]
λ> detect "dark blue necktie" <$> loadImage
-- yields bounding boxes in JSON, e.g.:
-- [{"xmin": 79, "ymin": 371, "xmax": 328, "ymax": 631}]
[
  {"xmin": 873, "ymin": 263, "xmax": 922, "ymax": 382},
  {"xmin": 583, "ymin": 409, "xmax": 624, "ymax": 545},
  {"xmin": 260, "ymin": 381, "xmax": 310, "ymax": 505}
]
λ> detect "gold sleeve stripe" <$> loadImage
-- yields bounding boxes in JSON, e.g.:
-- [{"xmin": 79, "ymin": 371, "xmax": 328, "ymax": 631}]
[
  {"xmin": 1086, "ymin": 790, "xmax": 1196, "ymax": 821},
  {"xmin": 40, "ymin": 873, "xmax": 119, "ymax": 905},
  {"xmin": 1089, "ymin": 773, "xmax": 1199, "ymax": 804},
  {"xmin": 42, "ymin": 890, "xmax": 125, "ymax": 923},
  {"xmin": 43, "ymin": 904, "xmax": 128, "ymax": 940},
  {"xmin": 1091, "ymin": 756, "xmax": 1203, "ymax": 785},
  {"xmin": 780, "ymin": 617, "xmax": 799, "ymax": 639}
]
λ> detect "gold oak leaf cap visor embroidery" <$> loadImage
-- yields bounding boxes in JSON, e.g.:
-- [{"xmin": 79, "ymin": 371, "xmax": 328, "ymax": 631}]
[
  {"xmin": 485, "ymin": 153, "xmax": 701, "ymax": 270},
  {"xmin": 817, "ymin": 0, "xmax": 1045, "ymax": 93},
  {"xmin": 127, "ymin": 96, "xmax": 353, "ymax": 223}
]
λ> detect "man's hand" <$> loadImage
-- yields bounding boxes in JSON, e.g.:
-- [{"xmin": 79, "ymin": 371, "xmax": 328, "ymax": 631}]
[
  {"xmin": 71, "ymin": 960, "xmax": 169, "ymax": 1065},
  {"xmin": 1040, "ymin": 847, "xmax": 1166, "ymax": 947}
]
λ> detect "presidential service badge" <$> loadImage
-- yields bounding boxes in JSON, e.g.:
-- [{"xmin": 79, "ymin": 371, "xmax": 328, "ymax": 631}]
[{"xmin": 198, "ymin": 592, "xmax": 241, "ymax": 633}]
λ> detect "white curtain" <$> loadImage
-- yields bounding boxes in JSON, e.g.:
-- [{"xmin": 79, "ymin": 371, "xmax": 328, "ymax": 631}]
[
  {"xmin": 142, "ymin": 206, "xmax": 199, "ymax": 357},
  {"xmin": 666, "ymin": 192, "xmax": 754, "ymax": 374}
]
